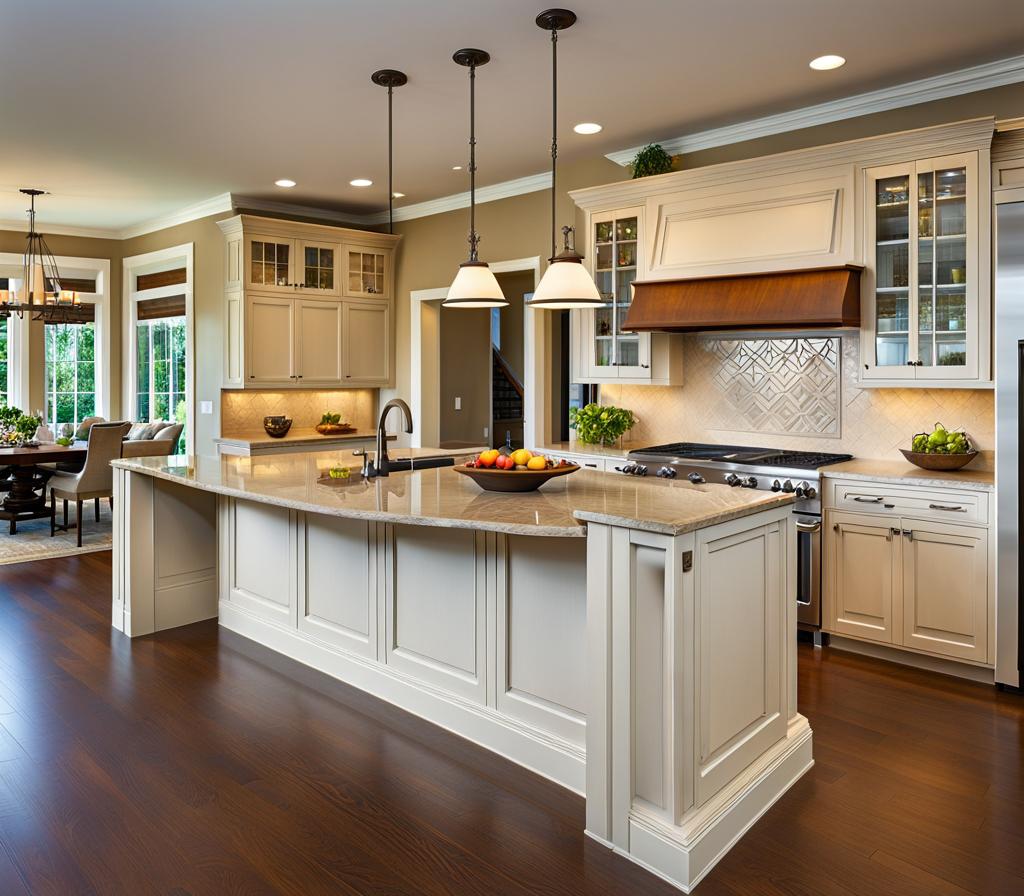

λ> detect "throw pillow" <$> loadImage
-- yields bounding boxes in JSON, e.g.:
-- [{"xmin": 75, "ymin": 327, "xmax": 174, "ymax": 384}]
[
  {"xmin": 139, "ymin": 420, "xmax": 167, "ymax": 440},
  {"xmin": 126, "ymin": 423, "xmax": 150, "ymax": 441},
  {"xmin": 74, "ymin": 416, "xmax": 105, "ymax": 441}
]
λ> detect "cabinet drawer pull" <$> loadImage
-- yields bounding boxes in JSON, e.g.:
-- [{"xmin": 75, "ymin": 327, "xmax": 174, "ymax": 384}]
[
  {"xmin": 928, "ymin": 503, "xmax": 966, "ymax": 512},
  {"xmin": 852, "ymin": 496, "xmax": 884, "ymax": 504},
  {"xmin": 583, "ymin": 463, "xmax": 598, "ymax": 468}
]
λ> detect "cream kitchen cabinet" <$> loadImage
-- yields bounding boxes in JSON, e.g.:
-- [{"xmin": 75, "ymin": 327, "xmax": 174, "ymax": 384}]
[
  {"xmin": 823, "ymin": 476, "xmax": 993, "ymax": 666},
  {"xmin": 569, "ymin": 207, "xmax": 683, "ymax": 386},
  {"xmin": 246, "ymin": 295, "xmax": 343, "ymax": 386},
  {"xmin": 219, "ymin": 215, "xmax": 399, "ymax": 388},
  {"xmin": 342, "ymin": 301, "xmax": 390, "ymax": 385},
  {"xmin": 860, "ymin": 151, "xmax": 991, "ymax": 385}
]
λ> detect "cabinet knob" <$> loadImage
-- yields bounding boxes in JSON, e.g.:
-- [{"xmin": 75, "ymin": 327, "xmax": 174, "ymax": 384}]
[{"xmin": 641, "ymin": 363, "xmax": 650, "ymax": 369}]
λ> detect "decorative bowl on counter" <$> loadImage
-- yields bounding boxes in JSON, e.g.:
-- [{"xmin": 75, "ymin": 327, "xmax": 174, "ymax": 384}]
[
  {"xmin": 899, "ymin": 449, "xmax": 978, "ymax": 471},
  {"xmin": 315, "ymin": 422, "xmax": 357, "ymax": 435},
  {"xmin": 455, "ymin": 463, "xmax": 579, "ymax": 493},
  {"xmin": 263, "ymin": 416, "xmax": 292, "ymax": 438}
]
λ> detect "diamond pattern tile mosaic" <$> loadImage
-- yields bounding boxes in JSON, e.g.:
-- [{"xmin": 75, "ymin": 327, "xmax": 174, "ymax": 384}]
[
  {"xmin": 221, "ymin": 388, "xmax": 376, "ymax": 435},
  {"xmin": 601, "ymin": 333, "xmax": 994, "ymax": 466},
  {"xmin": 706, "ymin": 337, "xmax": 840, "ymax": 437}
]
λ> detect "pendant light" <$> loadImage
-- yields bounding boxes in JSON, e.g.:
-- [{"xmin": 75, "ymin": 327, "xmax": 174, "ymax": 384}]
[
  {"xmin": 370, "ymin": 68, "xmax": 408, "ymax": 234},
  {"xmin": 528, "ymin": 9, "xmax": 603, "ymax": 310},
  {"xmin": 443, "ymin": 48, "xmax": 507, "ymax": 309}
]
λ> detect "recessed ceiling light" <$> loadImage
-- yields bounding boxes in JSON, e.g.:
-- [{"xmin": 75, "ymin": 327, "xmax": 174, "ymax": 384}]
[
  {"xmin": 452, "ymin": 165, "xmax": 463, "ymax": 171},
  {"xmin": 274, "ymin": 178, "xmax": 296, "ymax": 188},
  {"xmin": 809, "ymin": 54, "xmax": 845, "ymax": 71},
  {"xmin": 392, "ymin": 192, "xmax": 405, "ymax": 199},
  {"xmin": 350, "ymin": 178, "xmax": 373, "ymax": 187},
  {"xmin": 573, "ymin": 122, "xmax": 603, "ymax": 135}
]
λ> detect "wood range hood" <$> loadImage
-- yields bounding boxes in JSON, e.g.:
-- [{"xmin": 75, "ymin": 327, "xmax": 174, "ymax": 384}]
[{"xmin": 623, "ymin": 264, "xmax": 863, "ymax": 332}]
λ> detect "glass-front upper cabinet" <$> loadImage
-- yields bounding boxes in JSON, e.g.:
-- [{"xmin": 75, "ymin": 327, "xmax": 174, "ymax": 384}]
[
  {"xmin": 587, "ymin": 209, "xmax": 650, "ymax": 378},
  {"xmin": 863, "ymin": 153, "xmax": 980, "ymax": 383},
  {"xmin": 343, "ymin": 246, "xmax": 390, "ymax": 300},
  {"xmin": 246, "ymin": 237, "xmax": 294, "ymax": 292},
  {"xmin": 298, "ymin": 240, "xmax": 339, "ymax": 295},
  {"xmin": 868, "ymin": 153, "xmax": 978, "ymax": 380}
]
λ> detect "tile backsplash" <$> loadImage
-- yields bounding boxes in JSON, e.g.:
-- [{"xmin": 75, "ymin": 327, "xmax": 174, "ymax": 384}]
[
  {"xmin": 221, "ymin": 389, "xmax": 377, "ymax": 435},
  {"xmin": 600, "ymin": 333, "xmax": 994, "ymax": 466}
]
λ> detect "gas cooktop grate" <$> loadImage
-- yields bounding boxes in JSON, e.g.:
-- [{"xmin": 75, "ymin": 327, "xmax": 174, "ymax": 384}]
[
  {"xmin": 632, "ymin": 442, "xmax": 852, "ymax": 469},
  {"xmin": 755, "ymin": 451, "xmax": 852, "ymax": 468}
]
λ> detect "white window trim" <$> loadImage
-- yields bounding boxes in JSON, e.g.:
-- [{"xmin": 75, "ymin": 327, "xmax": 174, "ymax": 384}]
[
  {"xmin": 122, "ymin": 243, "xmax": 195, "ymax": 454},
  {"xmin": 0, "ymin": 252, "xmax": 111, "ymax": 419}
]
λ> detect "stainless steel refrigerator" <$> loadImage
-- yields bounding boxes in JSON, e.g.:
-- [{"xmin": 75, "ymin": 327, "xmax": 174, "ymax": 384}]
[{"xmin": 995, "ymin": 194, "xmax": 1024, "ymax": 688}]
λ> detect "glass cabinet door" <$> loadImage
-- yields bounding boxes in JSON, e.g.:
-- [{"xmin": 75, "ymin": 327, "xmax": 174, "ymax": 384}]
[
  {"xmin": 872, "ymin": 172, "xmax": 912, "ymax": 370},
  {"xmin": 248, "ymin": 238, "xmax": 293, "ymax": 290},
  {"xmin": 592, "ymin": 213, "xmax": 643, "ymax": 373},
  {"xmin": 345, "ymin": 248, "xmax": 388, "ymax": 299},
  {"xmin": 916, "ymin": 164, "xmax": 968, "ymax": 369},
  {"xmin": 300, "ymin": 241, "xmax": 337, "ymax": 294}
]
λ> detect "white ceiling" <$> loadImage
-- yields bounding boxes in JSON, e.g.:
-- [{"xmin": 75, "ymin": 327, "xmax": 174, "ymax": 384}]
[{"xmin": 2, "ymin": 0, "xmax": 1024, "ymax": 234}]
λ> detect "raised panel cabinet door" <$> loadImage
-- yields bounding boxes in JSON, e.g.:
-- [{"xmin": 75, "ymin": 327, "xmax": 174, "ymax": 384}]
[
  {"xmin": 901, "ymin": 518, "xmax": 988, "ymax": 662},
  {"xmin": 695, "ymin": 519, "xmax": 786, "ymax": 804},
  {"xmin": 246, "ymin": 295, "xmax": 295, "ymax": 384},
  {"xmin": 343, "ymin": 301, "xmax": 390, "ymax": 385},
  {"xmin": 826, "ymin": 511, "xmax": 899, "ymax": 643},
  {"xmin": 296, "ymin": 300, "xmax": 343, "ymax": 385}
]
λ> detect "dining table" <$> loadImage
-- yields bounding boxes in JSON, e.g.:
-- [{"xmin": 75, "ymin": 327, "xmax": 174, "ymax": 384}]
[{"xmin": 0, "ymin": 443, "xmax": 87, "ymax": 534}]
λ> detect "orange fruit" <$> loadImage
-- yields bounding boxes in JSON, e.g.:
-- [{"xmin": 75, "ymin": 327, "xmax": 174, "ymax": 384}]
[
  {"xmin": 478, "ymin": 449, "xmax": 500, "ymax": 468},
  {"xmin": 526, "ymin": 455, "xmax": 548, "ymax": 471}
]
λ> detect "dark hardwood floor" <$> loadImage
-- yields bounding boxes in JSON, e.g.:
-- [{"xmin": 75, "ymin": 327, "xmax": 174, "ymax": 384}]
[{"xmin": 0, "ymin": 552, "xmax": 1021, "ymax": 896}]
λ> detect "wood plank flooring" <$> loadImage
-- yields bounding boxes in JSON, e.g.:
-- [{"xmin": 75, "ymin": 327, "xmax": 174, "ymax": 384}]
[{"xmin": 0, "ymin": 552, "xmax": 1021, "ymax": 895}]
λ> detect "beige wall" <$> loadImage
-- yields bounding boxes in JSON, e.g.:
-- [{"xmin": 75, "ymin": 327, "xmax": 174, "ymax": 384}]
[
  {"xmin": 439, "ymin": 304, "xmax": 491, "ymax": 445},
  {"xmin": 495, "ymin": 269, "xmax": 533, "ymax": 382}
]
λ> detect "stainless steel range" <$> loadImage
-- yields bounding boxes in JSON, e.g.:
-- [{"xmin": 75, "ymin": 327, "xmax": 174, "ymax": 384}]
[{"xmin": 617, "ymin": 442, "xmax": 852, "ymax": 633}]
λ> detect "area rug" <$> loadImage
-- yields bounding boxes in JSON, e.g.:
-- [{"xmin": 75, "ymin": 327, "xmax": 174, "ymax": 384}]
[{"xmin": 0, "ymin": 501, "xmax": 112, "ymax": 566}]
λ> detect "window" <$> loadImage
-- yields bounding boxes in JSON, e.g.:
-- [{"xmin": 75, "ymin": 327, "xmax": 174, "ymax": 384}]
[
  {"xmin": 0, "ymin": 317, "xmax": 8, "ymax": 407},
  {"xmin": 44, "ymin": 321, "xmax": 96, "ymax": 429},
  {"xmin": 134, "ymin": 304, "xmax": 186, "ymax": 454}
]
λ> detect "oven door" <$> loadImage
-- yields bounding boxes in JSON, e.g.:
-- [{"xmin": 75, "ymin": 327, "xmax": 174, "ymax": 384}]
[{"xmin": 795, "ymin": 512, "xmax": 822, "ymax": 628}]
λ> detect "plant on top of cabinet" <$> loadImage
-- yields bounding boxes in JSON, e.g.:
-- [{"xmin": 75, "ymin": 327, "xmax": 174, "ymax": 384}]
[
  {"xmin": 569, "ymin": 402, "xmax": 635, "ymax": 446},
  {"xmin": 630, "ymin": 144, "xmax": 675, "ymax": 178}
]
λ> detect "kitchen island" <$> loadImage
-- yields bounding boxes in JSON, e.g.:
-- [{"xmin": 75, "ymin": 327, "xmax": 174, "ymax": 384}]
[{"xmin": 111, "ymin": 449, "xmax": 809, "ymax": 892}]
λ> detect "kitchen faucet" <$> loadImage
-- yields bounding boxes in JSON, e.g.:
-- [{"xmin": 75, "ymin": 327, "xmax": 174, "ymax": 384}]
[{"xmin": 372, "ymin": 398, "xmax": 413, "ymax": 477}]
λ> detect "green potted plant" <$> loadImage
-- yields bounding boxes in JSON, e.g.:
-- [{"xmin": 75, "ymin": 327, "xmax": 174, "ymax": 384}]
[
  {"xmin": 569, "ymin": 403, "xmax": 636, "ymax": 447},
  {"xmin": 630, "ymin": 144, "xmax": 675, "ymax": 179}
]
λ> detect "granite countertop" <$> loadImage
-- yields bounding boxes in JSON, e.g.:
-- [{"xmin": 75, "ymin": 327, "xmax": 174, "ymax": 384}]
[
  {"xmin": 823, "ymin": 458, "xmax": 995, "ymax": 491},
  {"xmin": 113, "ymin": 448, "xmax": 794, "ymax": 538},
  {"xmin": 214, "ymin": 428, "xmax": 383, "ymax": 449}
]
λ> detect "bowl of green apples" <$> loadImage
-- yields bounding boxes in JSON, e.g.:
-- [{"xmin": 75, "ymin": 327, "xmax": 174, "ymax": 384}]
[{"xmin": 900, "ymin": 423, "xmax": 978, "ymax": 471}]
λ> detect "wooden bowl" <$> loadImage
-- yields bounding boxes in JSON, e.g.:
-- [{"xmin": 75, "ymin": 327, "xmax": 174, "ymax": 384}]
[
  {"xmin": 315, "ymin": 422, "xmax": 356, "ymax": 435},
  {"xmin": 899, "ymin": 449, "xmax": 978, "ymax": 471},
  {"xmin": 263, "ymin": 416, "xmax": 292, "ymax": 438},
  {"xmin": 455, "ymin": 463, "xmax": 579, "ymax": 493}
]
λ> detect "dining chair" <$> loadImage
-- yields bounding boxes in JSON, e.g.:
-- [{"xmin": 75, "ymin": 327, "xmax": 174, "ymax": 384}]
[{"xmin": 48, "ymin": 421, "xmax": 131, "ymax": 546}]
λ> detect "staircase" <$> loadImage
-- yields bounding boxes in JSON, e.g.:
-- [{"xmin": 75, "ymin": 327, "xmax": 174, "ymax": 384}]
[{"xmin": 492, "ymin": 347, "xmax": 524, "ymax": 446}]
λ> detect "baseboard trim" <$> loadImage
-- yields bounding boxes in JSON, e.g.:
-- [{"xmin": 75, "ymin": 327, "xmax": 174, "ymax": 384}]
[
  {"xmin": 218, "ymin": 601, "xmax": 586, "ymax": 794},
  {"xmin": 587, "ymin": 721, "xmax": 813, "ymax": 892},
  {"xmin": 827, "ymin": 635, "xmax": 995, "ymax": 684}
]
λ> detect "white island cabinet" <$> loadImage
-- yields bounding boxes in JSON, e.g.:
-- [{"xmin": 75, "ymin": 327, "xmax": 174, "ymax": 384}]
[{"xmin": 111, "ymin": 451, "xmax": 808, "ymax": 892}]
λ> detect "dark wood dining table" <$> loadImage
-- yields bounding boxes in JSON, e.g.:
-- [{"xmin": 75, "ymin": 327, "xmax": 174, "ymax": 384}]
[{"xmin": 0, "ymin": 443, "xmax": 88, "ymax": 534}]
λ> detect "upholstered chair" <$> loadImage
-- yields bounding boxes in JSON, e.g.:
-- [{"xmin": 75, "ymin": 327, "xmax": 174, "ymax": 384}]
[{"xmin": 48, "ymin": 421, "xmax": 131, "ymax": 546}]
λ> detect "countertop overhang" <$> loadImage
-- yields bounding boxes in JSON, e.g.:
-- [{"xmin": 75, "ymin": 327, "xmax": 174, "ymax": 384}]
[{"xmin": 113, "ymin": 449, "xmax": 795, "ymax": 538}]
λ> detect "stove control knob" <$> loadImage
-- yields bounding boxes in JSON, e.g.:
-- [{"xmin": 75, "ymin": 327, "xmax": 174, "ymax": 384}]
[
  {"xmin": 656, "ymin": 466, "xmax": 677, "ymax": 479},
  {"xmin": 724, "ymin": 473, "xmax": 741, "ymax": 487},
  {"xmin": 741, "ymin": 476, "xmax": 758, "ymax": 489},
  {"xmin": 636, "ymin": 465, "xmax": 648, "ymax": 477},
  {"xmin": 687, "ymin": 471, "xmax": 705, "ymax": 484},
  {"xmin": 794, "ymin": 481, "xmax": 814, "ymax": 499},
  {"xmin": 804, "ymin": 485, "xmax": 817, "ymax": 500},
  {"xmin": 770, "ymin": 479, "xmax": 782, "ymax": 492},
  {"xmin": 781, "ymin": 479, "xmax": 795, "ymax": 493},
  {"xmin": 615, "ymin": 463, "xmax": 634, "ymax": 475}
]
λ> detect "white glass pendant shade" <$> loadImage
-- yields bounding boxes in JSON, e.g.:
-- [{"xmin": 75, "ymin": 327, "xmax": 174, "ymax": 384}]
[
  {"xmin": 530, "ymin": 257, "xmax": 602, "ymax": 309},
  {"xmin": 443, "ymin": 261, "xmax": 508, "ymax": 308}
]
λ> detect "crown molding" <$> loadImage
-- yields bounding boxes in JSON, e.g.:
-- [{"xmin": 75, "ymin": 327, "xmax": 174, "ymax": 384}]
[
  {"xmin": 364, "ymin": 171, "xmax": 553, "ymax": 225},
  {"xmin": 606, "ymin": 52, "xmax": 1024, "ymax": 166},
  {"xmin": 229, "ymin": 194, "xmax": 373, "ymax": 227},
  {"xmin": 118, "ymin": 192, "xmax": 235, "ymax": 239}
]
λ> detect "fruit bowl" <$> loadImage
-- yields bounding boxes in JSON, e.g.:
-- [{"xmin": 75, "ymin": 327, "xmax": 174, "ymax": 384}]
[
  {"xmin": 263, "ymin": 416, "xmax": 292, "ymax": 438},
  {"xmin": 899, "ymin": 449, "xmax": 978, "ymax": 471},
  {"xmin": 455, "ymin": 463, "xmax": 579, "ymax": 493},
  {"xmin": 315, "ymin": 422, "xmax": 356, "ymax": 435}
]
